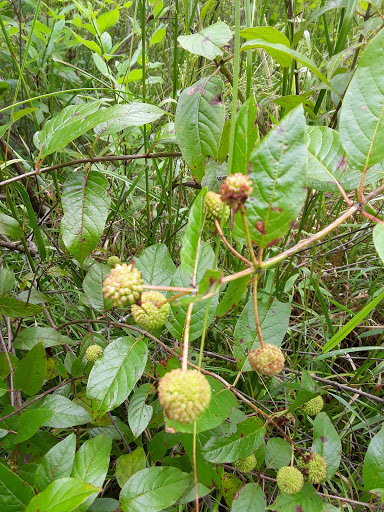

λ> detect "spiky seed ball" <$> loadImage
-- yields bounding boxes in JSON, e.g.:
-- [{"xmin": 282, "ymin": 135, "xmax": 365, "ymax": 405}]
[
  {"xmin": 298, "ymin": 452, "xmax": 327, "ymax": 484},
  {"xmin": 46, "ymin": 358, "xmax": 58, "ymax": 380},
  {"xmin": 302, "ymin": 395, "xmax": 324, "ymax": 416},
  {"xmin": 131, "ymin": 291, "xmax": 170, "ymax": 330},
  {"xmin": 276, "ymin": 466, "xmax": 304, "ymax": 495},
  {"xmin": 204, "ymin": 191, "xmax": 230, "ymax": 230},
  {"xmin": 234, "ymin": 454, "xmax": 256, "ymax": 473},
  {"xmin": 248, "ymin": 343, "xmax": 285, "ymax": 376},
  {"xmin": 85, "ymin": 344, "xmax": 103, "ymax": 363},
  {"xmin": 107, "ymin": 255, "xmax": 121, "ymax": 268},
  {"xmin": 158, "ymin": 369, "xmax": 211, "ymax": 425},
  {"xmin": 102, "ymin": 263, "xmax": 144, "ymax": 307},
  {"xmin": 219, "ymin": 173, "xmax": 253, "ymax": 212}
]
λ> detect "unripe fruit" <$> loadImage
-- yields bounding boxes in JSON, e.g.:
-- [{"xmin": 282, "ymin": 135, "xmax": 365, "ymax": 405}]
[
  {"xmin": 234, "ymin": 454, "xmax": 256, "ymax": 473},
  {"xmin": 219, "ymin": 173, "xmax": 253, "ymax": 212},
  {"xmin": 46, "ymin": 358, "xmax": 58, "ymax": 380},
  {"xmin": 102, "ymin": 263, "xmax": 144, "ymax": 307},
  {"xmin": 85, "ymin": 344, "xmax": 103, "ymax": 362},
  {"xmin": 248, "ymin": 344, "xmax": 285, "ymax": 376},
  {"xmin": 276, "ymin": 466, "xmax": 304, "ymax": 495},
  {"xmin": 302, "ymin": 395, "xmax": 324, "ymax": 416},
  {"xmin": 107, "ymin": 255, "xmax": 121, "ymax": 268},
  {"xmin": 131, "ymin": 291, "xmax": 170, "ymax": 330},
  {"xmin": 204, "ymin": 191, "xmax": 230, "ymax": 231},
  {"xmin": 298, "ymin": 452, "xmax": 327, "ymax": 484},
  {"xmin": 158, "ymin": 369, "xmax": 211, "ymax": 425}
]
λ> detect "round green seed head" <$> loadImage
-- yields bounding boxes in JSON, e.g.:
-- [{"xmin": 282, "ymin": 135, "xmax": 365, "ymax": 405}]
[
  {"xmin": 248, "ymin": 343, "xmax": 285, "ymax": 376},
  {"xmin": 276, "ymin": 466, "xmax": 304, "ymax": 495},
  {"xmin": 204, "ymin": 191, "xmax": 230, "ymax": 231},
  {"xmin": 85, "ymin": 344, "xmax": 103, "ymax": 363},
  {"xmin": 298, "ymin": 452, "xmax": 327, "ymax": 484},
  {"xmin": 107, "ymin": 256, "xmax": 121, "ymax": 268},
  {"xmin": 158, "ymin": 369, "xmax": 211, "ymax": 425},
  {"xmin": 234, "ymin": 454, "xmax": 256, "ymax": 473},
  {"xmin": 131, "ymin": 291, "xmax": 170, "ymax": 330},
  {"xmin": 102, "ymin": 263, "xmax": 144, "ymax": 307},
  {"xmin": 302, "ymin": 395, "xmax": 324, "ymax": 416}
]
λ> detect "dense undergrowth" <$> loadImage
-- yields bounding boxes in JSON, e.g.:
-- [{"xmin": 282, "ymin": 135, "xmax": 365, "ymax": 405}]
[{"xmin": 0, "ymin": 1, "xmax": 384, "ymax": 511}]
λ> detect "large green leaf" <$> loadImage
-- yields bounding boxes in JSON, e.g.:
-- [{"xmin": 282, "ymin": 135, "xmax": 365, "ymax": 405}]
[
  {"xmin": 30, "ymin": 394, "xmax": 92, "ymax": 427},
  {"xmin": 339, "ymin": 29, "xmax": 384, "ymax": 170},
  {"xmin": 373, "ymin": 223, "xmax": 384, "ymax": 264},
  {"xmin": 61, "ymin": 171, "xmax": 110, "ymax": 265},
  {"xmin": 15, "ymin": 410, "xmax": 54, "ymax": 443},
  {"xmin": 135, "ymin": 244, "xmax": 176, "ymax": 286},
  {"xmin": 201, "ymin": 417, "xmax": 265, "ymax": 463},
  {"xmin": 87, "ymin": 337, "xmax": 148, "ymax": 418},
  {"xmin": 180, "ymin": 188, "xmax": 206, "ymax": 279},
  {"xmin": 178, "ymin": 21, "xmax": 232, "ymax": 59},
  {"xmin": 25, "ymin": 478, "xmax": 99, "ymax": 512},
  {"xmin": 115, "ymin": 447, "xmax": 147, "ymax": 488},
  {"xmin": 13, "ymin": 343, "xmax": 46, "ymax": 396},
  {"xmin": 312, "ymin": 412, "xmax": 342, "ymax": 479},
  {"xmin": 128, "ymin": 384, "xmax": 154, "ymax": 438},
  {"xmin": 175, "ymin": 76, "xmax": 225, "ymax": 181},
  {"xmin": 0, "ymin": 212, "xmax": 23, "ymax": 240},
  {"xmin": 240, "ymin": 27, "xmax": 291, "ymax": 66},
  {"xmin": 232, "ymin": 96, "xmax": 259, "ymax": 175},
  {"xmin": 234, "ymin": 297, "xmax": 291, "ymax": 370},
  {"xmin": 34, "ymin": 434, "xmax": 76, "ymax": 491},
  {"xmin": 83, "ymin": 263, "xmax": 112, "ymax": 312},
  {"xmin": 0, "ymin": 268, "xmax": 15, "ymax": 296},
  {"xmin": 275, "ymin": 482, "xmax": 324, "ymax": 512},
  {"xmin": 306, "ymin": 126, "xmax": 348, "ymax": 192},
  {"xmin": 265, "ymin": 438, "xmax": 292, "ymax": 470},
  {"xmin": 119, "ymin": 467, "xmax": 192, "ymax": 512},
  {"xmin": 363, "ymin": 424, "xmax": 384, "ymax": 491},
  {"xmin": 14, "ymin": 327, "xmax": 74, "ymax": 350},
  {"xmin": 0, "ymin": 463, "xmax": 35, "ymax": 511},
  {"xmin": 232, "ymin": 106, "xmax": 307, "ymax": 248},
  {"xmin": 0, "ymin": 297, "xmax": 43, "ymax": 317},
  {"xmin": 34, "ymin": 102, "xmax": 164, "ymax": 158},
  {"xmin": 231, "ymin": 483, "xmax": 266, "ymax": 512}
]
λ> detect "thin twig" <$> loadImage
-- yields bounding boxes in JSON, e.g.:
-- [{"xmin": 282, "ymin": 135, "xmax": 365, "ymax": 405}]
[{"xmin": 214, "ymin": 219, "xmax": 252, "ymax": 266}]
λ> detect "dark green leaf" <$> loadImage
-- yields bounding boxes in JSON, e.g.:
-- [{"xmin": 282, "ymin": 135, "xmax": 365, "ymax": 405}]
[
  {"xmin": 363, "ymin": 424, "xmax": 384, "ymax": 491},
  {"xmin": 275, "ymin": 482, "xmax": 324, "ymax": 512},
  {"xmin": 0, "ymin": 269, "xmax": 15, "ymax": 296},
  {"xmin": 30, "ymin": 395, "xmax": 92, "ymax": 427},
  {"xmin": 0, "ymin": 297, "xmax": 43, "ymax": 317},
  {"xmin": 128, "ymin": 384, "xmax": 154, "ymax": 438},
  {"xmin": 265, "ymin": 438, "xmax": 292, "ymax": 469},
  {"xmin": 232, "ymin": 96, "xmax": 259, "ymax": 175},
  {"xmin": 0, "ymin": 462, "xmax": 35, "ymax": 512},
  {"xmin": 231, "ymin": 483, "xmax": 266, "ymax": 512},
  {"xmin": 216, "ymin": 274, "xmax": 251, "ymax": 317},
  {"xmin": 83, "ymin": 263, "xmax": 112, "ymax": 312},
  {"xmin": 115, "ymin": 447, "xmax": 146, "ymax": 488},
  {"xmin": 34, "ymin": 434, "xmax": 76, "ymax": 491},
  {"xmin": 135, "ymin": 244, "xmax": 176, "ymax": 286},
  {"xmin": 16, "ymin": 409, "xmax": 54, "ymax": 443},
  {"xmin": 13, "ymin": 343, "xmax": 46, "ymax": 396},
  {"xmin": 14, "ymin": 327, "xmax": 74, "ymax": 350}
]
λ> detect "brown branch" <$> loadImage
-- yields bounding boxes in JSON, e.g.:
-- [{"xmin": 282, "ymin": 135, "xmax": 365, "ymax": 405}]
[{"xmin": 214, "ymin": 219, "xmax": 253, "ymax": 266}]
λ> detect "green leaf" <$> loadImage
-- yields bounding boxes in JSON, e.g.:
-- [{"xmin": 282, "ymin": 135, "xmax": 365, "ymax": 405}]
[
  {"xmin": 339, "ymin": 29, "xmax": 384, "ymax": 170},
  {"xmin": 0, "ymin": 212, "xmax": 23, "ymax": 240},
  {"xmin": 178, "ymin": 21, "xmax": 232, "ymax": 59},
  {"xmin": 14, "ymin": 327, "xmax": 74, "ymax": 350},
  {"xmin": 87, "ymin": 337, "xmax": 148, "ymax": 418},
  {"xmin": 96, "ymin": 9, "xmax": 119, "ymax": 33},
  {"xmin": 306, "ymin": 126, "xmax": 348, "ymax": 192},
  {"xmin": 234, "ymin": 297, "xmax": 291, "ymax": 370},
  {"xmin": 34, "ymin": 434, "xmax": 76, "ymax": 491},
  {"xmin": 180, "ymin": 188, "xmax": 207, "ymax": 279},
  {"xmin": 25, "ymin": 478, "xmax": 99, "ymax": 512},
  {"xmin": 72, "ymin": 32, "xmax": 102, "ymax": 55},
  {"xmin": 287, "ymin": 371, "xmax": 321, "ymax": 412},
  {"xmin": 0, "ymin": 462, "xmax": 35, "ymax": 511},
  {"xmin": 373, "ymin": 223, "xmax": 384, "ymax": 264},
  {"xmin": 0, "ymin": 296, "xmax": 43, "ymax": 317},
  {"xmin": 89, "ymin": 498, "xmax": 121, "ymax": 512},
  {"xmin": 128, "ymin": 384, "xmax": 154, "ymax": 438},
  {"xmin": 363, "ymin": 424, "xmax": 384, "ymax": 491},
  {"xmin": 164, "ymin": 377, "xmax": 237, "ymax": 434},
  {"xmin": 265, "ymin": 438, "xmax": 292, "ymax": 469},
  {"xmin": 0, "ymin": 352, "xmax": 18, "ymax": 379},
  {"xmin": 119, "ymin": 467, "xmax": 192, "ymax": 512},
  {"xmin": 201, "ymin": 417, "xmax": 265, "ymax": 463},
  {"xmin": 275, "ymin": 482, "xmax": 324, "ymax": 512},
  {"xmin": 83, "ymin": 263, "xmax": 112, "ymax": 312},
  {"xmin": 240, "ymin": 27, "xmax": 291, "ymax": 66},
  {"xmin": 13, "ymin": 343, "xmax": 46, "ymax": 396},
  {"xmin": 30, "ymin": 394, "xmax": 92, "ymax": 427},
  {"xmin": 232, "ymin": 105, "xmax": 307, "ymax": 248},
  {"xmin": 231, "ymin": 483, "xmax": 266, "ymax": 512},
  {"xmin": 61, "ymin": 171, "xmax": 110, "ymax": 265},
  {"xmin": 232, "ymin": 96, "xmax": 259, "ymax": 175},
  {"xmin": 115, "ymin": 447, "xmax": 146, "ymax": 488},
  {"xmin": 312, "ymin": 412, "xmax": 342, "ymax": 479},
  {"xmin": 181, "ymin": 431, "xmax": 220, "ymax": 488},
  {"xmin": 216, "ymin": 274, "xmax": 251, "ymax": 317},
  {"xmin": 15, "ymin": 409, "xmax": 54, "ymax": 443},
  {"xmin": 175, "ymin": 76, "xmax": 225, "ymax": 181},
  {"xmin": 0, "ymin": 268, "xmax": 15, "ymax": 296},
  {"xmin": 17, "ymin": 290, "xmax": 53, "ymax": 305},
  {"xmin": 222, "ymin": 472, "xmax": 243, "ymax": 508},
  {"xmin": 323, "ymin": 288, "xmax": 384, "ymax": 352},
  {"xmin": 135, "ymin": 244, "xmax": 176, "ymax": 286}
]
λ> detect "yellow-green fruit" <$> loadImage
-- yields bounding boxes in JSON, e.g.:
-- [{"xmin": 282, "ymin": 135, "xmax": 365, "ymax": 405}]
[
  {"xmin": 302, "ymin": 396, "xmax": 324, "ymax": 416},
  {"xmin": 204, "ymin": 191, "xmax": 230, "ymax": 230},
  {"xmin": 102, "ymin": 263, "xmax": 144, "ymax": 307},
  {"xmin": 298, "ymin": 452, "xmax": 327, "ymax": 484},
  {"xmin": 85, "ymin": 344, "xmax": 103, "ymax": 363},
  {"xmin": 131, "ymin": 291, "xmax": 170, "ymax": 330},
  {"xmin": 158, "ymin": 369, "xmax": 211, "ymax": 425},
  {"xmin": 276, "ymin": 466, "xmax": 304, "ymax": 495},
  {"xmin": 107, "ymin": 255, "xmax": 121, "ymax": 268},
  {"xmin": 234, "ymin": 454, "xmax": 256, "ymax": 473},
  {"xmin": 248, "ymin": 344, "xmax": 285, "ymax": 376},
  {"xmin": 46, "ymin": 358, "xmax": 58, "ymax": 380}
]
